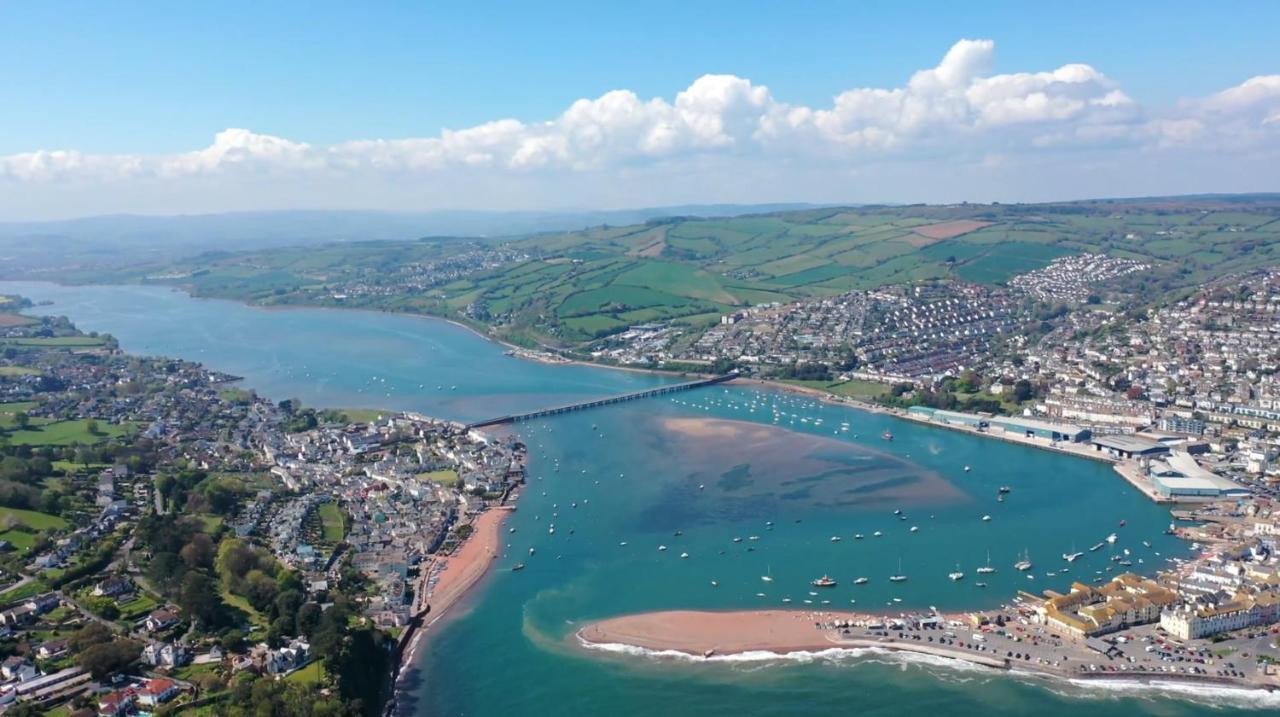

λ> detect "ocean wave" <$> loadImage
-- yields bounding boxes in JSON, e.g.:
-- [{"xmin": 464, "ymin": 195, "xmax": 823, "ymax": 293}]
[
  {"xmin": 578, "ymin": 637, "xmax": 991, "ymax": 675},
  {"xmin": 1045, "ymin": 676, "xmax": 1280, "ymax": 709},
  {"xmin": 580, "ymin": 637, "xmax": 1280, "ymax": 708}
]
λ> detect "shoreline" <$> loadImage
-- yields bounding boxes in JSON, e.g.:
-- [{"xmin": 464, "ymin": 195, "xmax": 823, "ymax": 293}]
[
  {"xmin": 575, "ymin": 608, "xmax": 1277, "ymax": 694},
  {"xmin": 392, "ymin": 504, "xmax": 515, "ymax": 707}
]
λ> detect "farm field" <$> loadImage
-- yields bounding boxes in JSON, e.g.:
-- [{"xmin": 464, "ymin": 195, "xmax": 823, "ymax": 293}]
[{"xmin": 91, "ymin": 197, "xmax": 1280, "ymax": 348}]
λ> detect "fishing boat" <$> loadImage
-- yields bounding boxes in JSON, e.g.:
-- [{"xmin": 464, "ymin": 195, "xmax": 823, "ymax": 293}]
[
  {"xmin": 1014, "ymin": 550, "xmax": 1033, "ymax": 571},
  {"xmin": 812, "ymin": 575, "xmax": 838, "ymax": 588},
  {"xmin": 998, "ymin": 486, "xmax": 1011, "ymax": 494},
  {"xmin": 529, "ymin": 547, "xmax": 536, "ymax": 555}
]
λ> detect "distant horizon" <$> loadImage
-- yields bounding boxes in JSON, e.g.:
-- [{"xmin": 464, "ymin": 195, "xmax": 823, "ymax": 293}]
[{"xmin": 6, "ymin": 191, "xmax": 1280, "ymax": 227}]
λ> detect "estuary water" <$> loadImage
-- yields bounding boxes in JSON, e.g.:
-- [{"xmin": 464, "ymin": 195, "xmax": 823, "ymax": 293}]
[{"xmin": 3, "ymin": 281, "xmax": 1272, "ymax": 717}]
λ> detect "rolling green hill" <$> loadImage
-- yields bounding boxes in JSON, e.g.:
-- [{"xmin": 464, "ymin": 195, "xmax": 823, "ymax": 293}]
[{"xmin": 82, "ymin": 197, "xmax": 1280, "ymax": 347}]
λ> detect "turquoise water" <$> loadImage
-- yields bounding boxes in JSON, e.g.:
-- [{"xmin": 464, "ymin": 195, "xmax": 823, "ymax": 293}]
[{"xmin": 4, "ymin": 281, "xmax": 1271, "ymax": 716}]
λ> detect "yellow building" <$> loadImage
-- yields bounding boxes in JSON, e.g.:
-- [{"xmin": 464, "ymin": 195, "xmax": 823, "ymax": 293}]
[{"xmin": 1039, "ymin": 574, "xmax": 1178, "ymax": 638}]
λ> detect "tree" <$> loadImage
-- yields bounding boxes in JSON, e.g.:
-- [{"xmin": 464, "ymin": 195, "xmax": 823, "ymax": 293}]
[
  {"xmin": 77, "ymin": 639, "xmax": 142, "ymax": 679},
  {"xmin": 11, "ymin": 412, "xmax": 29, "ymax": 430},
  {"xmin": 68, "ymin": 622, "xmax": 114, "ymax": 653},
  {"xmin": 146, "ymin": 552, "xmax": 187, "ymax": 596},
  {"xmin": 179, "ymin": 571, "xmax": 224, "ymax": 627},
  {"xmin": 180, "ymin": 533, "xmax": 216, "ymax": 570},
  {"xmin": 85, "ymin": 419, "xmax": 100, "ymax": 436},
  {"xmin": 1012, "ymin": 379, "xmax": 1034, "ymax": 403}
]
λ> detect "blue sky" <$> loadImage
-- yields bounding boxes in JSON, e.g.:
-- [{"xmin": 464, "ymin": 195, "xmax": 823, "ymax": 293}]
[{"xmin": 2, "ymin": 1, "xmax": 1279, "ymax": 218}]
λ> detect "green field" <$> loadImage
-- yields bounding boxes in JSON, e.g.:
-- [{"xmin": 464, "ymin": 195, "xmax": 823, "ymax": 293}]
[
  {"xmin": 336, "ymin": 407, "xmax": 389, "ymax": 423},
  {"xmin": 100, "ymin": 198, "xmax": 1280, "ymax": 349},
  {"xmin": 6, "ymin": 419, "xmax": 137, "ymax": 446},
  {"xmin": 0, "ymin": 506, "xmax": 69, "ymax": 531},
  {"xmin": 418, "ymin": 469, "xmax": 460, "ymax": 488},
  {"xmin": 285, "ymin": 660, "xmax": 327, "ymax": 685},
  {"xmin": 0, "ymin": 401, "xmax": 38, "ymax": 413},
  {"xmin": 317, "ymin": 502, "xmax": 345, "ymax": 543},
  {"xmin": 0, "ymin": 366, "xmax": 41, "ymax": 377}
]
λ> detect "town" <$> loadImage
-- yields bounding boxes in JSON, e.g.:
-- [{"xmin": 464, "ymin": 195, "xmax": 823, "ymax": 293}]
[{"xmin": 0, "ymin": 298, "xmax": 523, "ymax": 716}]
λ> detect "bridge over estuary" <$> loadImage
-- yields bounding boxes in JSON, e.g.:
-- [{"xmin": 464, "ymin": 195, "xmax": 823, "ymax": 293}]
[{"xmin": 466, "ymin": 373, "xmax": 737, "ymax": 429}]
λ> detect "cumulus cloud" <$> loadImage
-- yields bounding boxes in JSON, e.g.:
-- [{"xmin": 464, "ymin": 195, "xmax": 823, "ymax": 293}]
[{"xmin": 2, "ymin": 39, "xmax": 1278, "ymax": 191}]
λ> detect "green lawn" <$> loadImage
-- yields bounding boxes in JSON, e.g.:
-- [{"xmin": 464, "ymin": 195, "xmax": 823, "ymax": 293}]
[
  {"xmin": 0, "ymin": 578, "xmax": 48, "ymax": 602},
  {"xmin": 780, "ymin": 378, "xmax": 892, "ymax": 401},
  {"xmin": 118, "ymin": 593, "xmax": 159, "ymax": 620},
  {"xmin": 221, "ymin": 587, "xmax": 268, "ymax": 629},
  {"xmin": 0, "ymin": 401, "xmax": 38, "ymax": 413},
  {"xmin": 417, "ymin": 469, "xmax": 460, "ymax": 488},
  {"xmin": 285, "ymin": 660, "xmax": 327, "ymax": 685},
  {"xmin": 0, "ymin": 529, "xmax": 37, "ymax": 552},
  {"xmin": 337, "ymin": 407, "xmax": 389, "ymax": 423},
  {"xmin": 0, "ymin": 506, "xmax": 69, "ymax": 530},
  {"xmin": 51, "ymin": 459, "xmax": 110, "ymax": 473},
  {"xmin": 6, "ymin": 419, "xmax": 137, "ymax": 446},
  {"xmin": 0, "ymin": 366, "xmax": 40, "ymax": 377},
  {"xmin": 316, "ymin": 502, "xmax": 345, "ymax": 542}
]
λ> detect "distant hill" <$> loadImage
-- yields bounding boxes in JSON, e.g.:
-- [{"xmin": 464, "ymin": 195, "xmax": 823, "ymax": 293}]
[
  {"xmin": 0, "ymin": 204, "xmax": 827, "ymax": 273},
  {"xmin": 69, "ymin": 195, "xmax": 1280, "ymax": 349}
]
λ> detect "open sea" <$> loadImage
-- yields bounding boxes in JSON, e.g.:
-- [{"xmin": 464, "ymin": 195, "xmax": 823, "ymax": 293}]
[{"xmin": 4, "ymin": 280, "xmax": 1275, "ymax": 716}]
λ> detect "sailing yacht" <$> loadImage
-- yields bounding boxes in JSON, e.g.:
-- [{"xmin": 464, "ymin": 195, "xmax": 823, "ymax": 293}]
[
  {"xmin": 889, "ymin": 558, "xmax": 908, "ymax": 582},
  {"xmin": 948, "ymin": 564, "xmax": 965, "ymax": 581},
  {"xmin": 976, "ymin": 551, "xmax": 997, "ymax": 574},
  {"xmin": 1014, "ymin": 549, "xmax": 1033, "ymax": 571}
]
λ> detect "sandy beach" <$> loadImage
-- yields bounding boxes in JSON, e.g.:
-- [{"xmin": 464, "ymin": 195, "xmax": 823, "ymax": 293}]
[
  {"xmin": 579, "ymin": 609, "xmax": 855, "ymax": 654},
  {"xmin": 576, "ymin": 608, "xmax": 1278, "ymax": 692},
  {"xmin": 398, "ymin": 506, "xmax": 514, "ymax": 681},
  {"xmin": 422, "ymin": 507, "xmax": 513, "ymax": 627}
]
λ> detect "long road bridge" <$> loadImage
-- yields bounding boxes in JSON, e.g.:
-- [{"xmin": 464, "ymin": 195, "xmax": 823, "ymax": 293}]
[{"xmin": 466, "ymin": 372, "xmax": 738, "ymax": 429}]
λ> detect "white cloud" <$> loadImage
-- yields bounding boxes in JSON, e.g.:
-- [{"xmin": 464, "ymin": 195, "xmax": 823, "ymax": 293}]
[{"xmin": 1, "ymin": 39, "xmax": 1277, "ymax": 217}]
